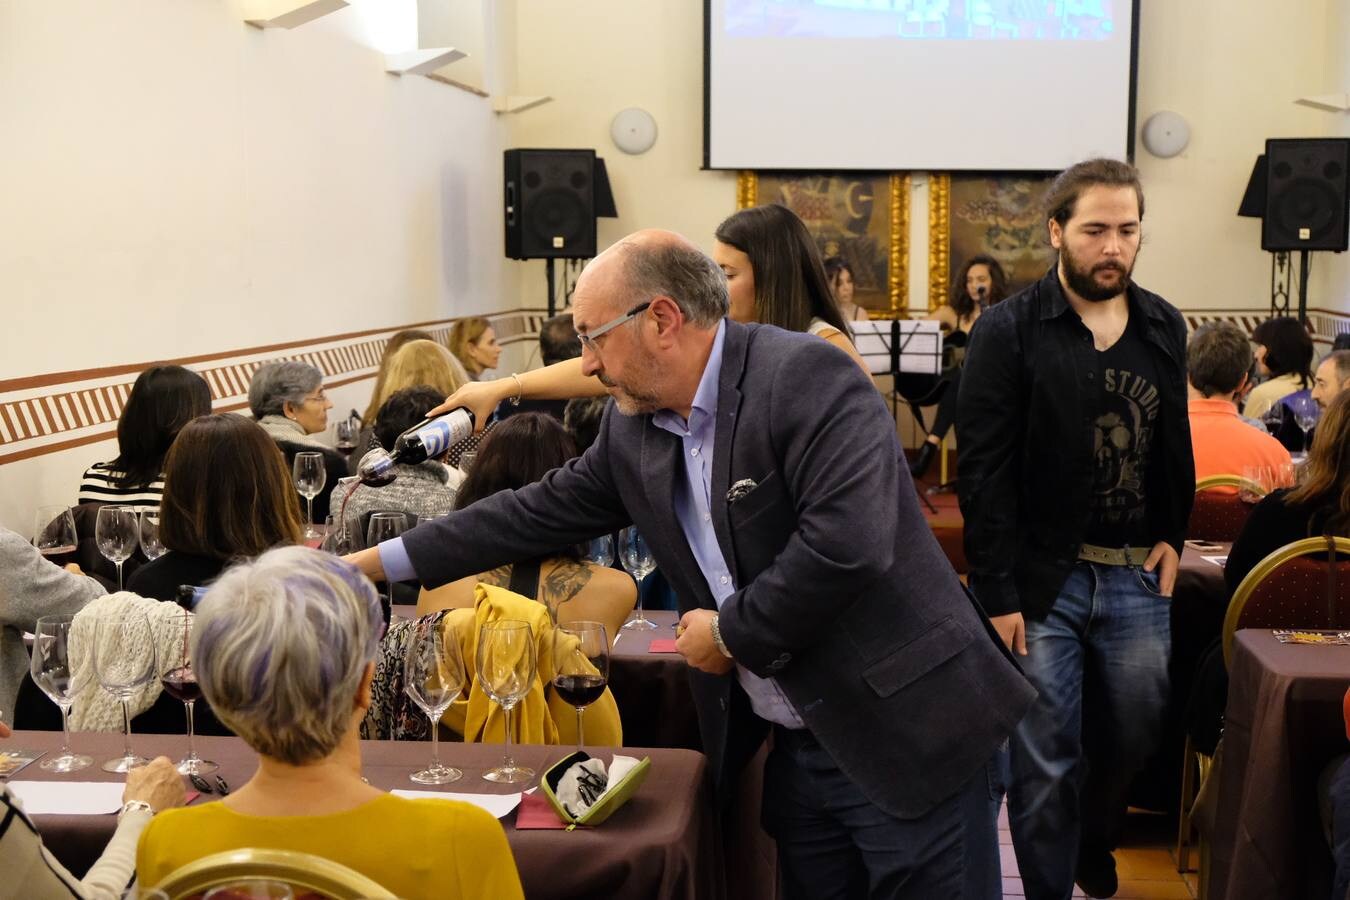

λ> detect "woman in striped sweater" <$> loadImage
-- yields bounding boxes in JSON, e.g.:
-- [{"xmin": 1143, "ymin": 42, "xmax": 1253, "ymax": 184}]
[{"xmin": 77, "ymin": 365, "xmax": 212, "ymax": 509}]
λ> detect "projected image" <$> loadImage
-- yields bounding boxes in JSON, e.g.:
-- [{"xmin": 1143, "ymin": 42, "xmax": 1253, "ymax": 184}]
[{"xmin": 726, "ymin": 0, "xmax": 1116, "ymax": 40}]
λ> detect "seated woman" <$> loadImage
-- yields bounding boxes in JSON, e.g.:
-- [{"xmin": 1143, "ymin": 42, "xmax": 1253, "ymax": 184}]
[
  {"xmin": 248, "ymin": 360, "xmax": 346, "ymax": 524},
  {"xmin": 340, "ymin": 386, "xmax": 461, "ymax": 549},
  {"xmin": 416, "ymin": 413, "xmax": 636, "ymax": 638},
  {"xmin": 78, "ymin": 364, "xmax": 212, "ymax": 508},
  {"xmin": 127, "ymin": 414, "xmax": 303, "ymax": 601},
  {"xmin": 449, "ymin": 316, "xmax": 502, "ymax": 381},
  {"xmin": 135, "ymin": 547, "xmax": 524, "ymax": 900},
  {"xmin": 823, "ymin": 255, "xmax": 869, "ymax": 324},
  {"xmin": 1243, "ymin": 316, "xmax": 1314, "ymax": 420},
  {"xmin": 1225, "ymin": 390, "xmax": 1350, "ymax": 594},
  {"xmin": 357, "ymin": 339, "xmax": 484, "ymax": 470},
  {"xmin": 911, "ymin": 254, "xmax": 1009, "ymax": 478},
  {"xmin": 1, "ymin": 721, "xmax": 184, "ymax": 900},
  {"xmin": 360, "ymin": 328, "xmax": 436, "ymax": 427}
]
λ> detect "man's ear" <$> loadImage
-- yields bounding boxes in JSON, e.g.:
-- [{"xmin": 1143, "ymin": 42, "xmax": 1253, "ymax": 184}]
[
  {"xmin": 649, "ymin": 296, "xmax": 683, "ymax": 344},
  {"xmin": 1048, "ymin": 219, "xmax": 1063, "ymax": 250}
]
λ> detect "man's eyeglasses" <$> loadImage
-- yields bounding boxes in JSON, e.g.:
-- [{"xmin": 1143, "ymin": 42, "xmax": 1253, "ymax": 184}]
[{"xmin": 577, "ymin": 301, "xmax": 652, "ymax": 353}]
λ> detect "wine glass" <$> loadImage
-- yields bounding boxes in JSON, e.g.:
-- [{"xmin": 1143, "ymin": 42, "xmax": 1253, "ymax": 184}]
[
  {"xmin": 1288, "ymin": 395, "xmax": 1320, "ymax": 452},
  {"xmin": 459, "ymin": 450, "xmax": 478, "ymax": 474},
  {"xmin": 162, "ymin": 612, "xmax": 218, "ymax": 776},
  {"xmin": 321, "ymin": 514, "xmax": 358, "ymax": 555},
  {"xmin": 30, "ymin": 614, "xmax": 93, "ymax": 772},
  {"xmin": 619, "ymin": 526, "xmax": 658, "ymax": 631},
  {"xmin": 582, "ymin": 534, "xmax": 614, "ymax": 568},
  {"xmin": 366, "ymin": 511, "xmax": 408, "ymax": 549},
  {"xmin": 476, "ymin": 620, "xmax": 537, "ymax": 784},
  {"xmin": 95, "ymin": 505, "xmax": 139, "ymax": 591},
  {"xmin": 552, "ymin": 621, "xmax": 609, "ymax": 750},
  {"xmin": 93, "ymin": 611, "xmax": 158, "ymax": 772},
  {"xmin": 1238, "ymin": 465, "xmax": 1270, "ymax": 504},
  {"xmin": 292, "ymin": 451, "xmax": 327, "ymax": 539},
  {"xmin": 139, "ymin": 509, "xmax": 166, "ymax": 560},
  {"xmin": 33, "ymin": 505, "xmax": 78, "ymax": 563},
  {"xmin": 404, "ymin": 617, "xmax": 466, "ymax": 784},
  {"xmin": 1260, "ymin": 400, "xmax": 1285, "ymax": 436},
  {"xmin": 334, "ymin": 417, "xmax": 358, "ymax": 458},
  {"xmin": 202, "ymin": 882, "xmax": 294, "ymax": 900}
]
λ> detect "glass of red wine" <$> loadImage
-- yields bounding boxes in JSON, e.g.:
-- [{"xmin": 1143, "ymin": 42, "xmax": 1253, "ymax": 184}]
[
  {"xmin": 552, "ymin": 621, "xmax": 610, "ymax": 750},
  {"xmin": 34, "ymin": 505, "xmax": 78, "ymax": 564},
  {"xmin": 334, "ymin": 417, "xmax": 358, "ymax": 458},
  {"xmin": 163, "ymin": 611, "xmax": 218, "ymax": 775}
]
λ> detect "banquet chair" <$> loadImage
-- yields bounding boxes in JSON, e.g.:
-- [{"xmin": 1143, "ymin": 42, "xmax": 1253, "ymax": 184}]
[
  {"xmin": 1222, "ymin": 535, "xmax": 1350, "ymax": 665},
  {"xmin": 152, "ymin": 847, "xmax": 395, "ymax": 899},
  {"xmin": 1187, "ymin": 474, "xmax": 1266, "ymax": 543}
]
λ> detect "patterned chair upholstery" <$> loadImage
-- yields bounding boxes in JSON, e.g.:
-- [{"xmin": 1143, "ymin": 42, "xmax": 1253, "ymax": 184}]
[
  {"xmin": 1187, "ymin": 475, "xmax": 1266, "ymax": 543},
  {"xmin": 1222, "ymin": 536, "xmax": 1350, "ymax": 665}
]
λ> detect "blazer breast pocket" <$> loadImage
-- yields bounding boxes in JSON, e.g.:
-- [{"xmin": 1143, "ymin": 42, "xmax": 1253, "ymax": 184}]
[{"xmin": 726, "ymin": 469, "xmax": 786, "ymax": 528}]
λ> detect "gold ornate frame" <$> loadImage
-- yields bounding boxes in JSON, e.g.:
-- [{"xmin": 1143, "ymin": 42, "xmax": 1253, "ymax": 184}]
[
  {"xmin": 927, "ymin": 173, "xmax": 951, "ymax": 313},
  {"xmin": 736, "ymin": 171, "xmax": 910, "ymax": 315}
]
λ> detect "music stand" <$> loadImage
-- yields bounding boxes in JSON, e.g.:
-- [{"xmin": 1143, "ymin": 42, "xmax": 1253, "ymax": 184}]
[{"xmin": 854, "ymin": 320, "xmax": 944, "ymax": 512}]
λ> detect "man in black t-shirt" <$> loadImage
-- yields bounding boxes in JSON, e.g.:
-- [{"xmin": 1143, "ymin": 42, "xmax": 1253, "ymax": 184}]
[{"xmin": 958, "ymin": 159, "xmax": 1194, "ymax": 900}]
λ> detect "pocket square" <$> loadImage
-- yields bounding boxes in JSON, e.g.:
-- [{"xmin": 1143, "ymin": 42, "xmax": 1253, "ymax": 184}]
[{"xmin": 727, "ymin": 478, "xmax": 757, "ymax": 504}]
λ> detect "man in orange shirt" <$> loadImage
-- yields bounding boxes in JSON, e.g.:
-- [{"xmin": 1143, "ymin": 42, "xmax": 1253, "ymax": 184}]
[{"xmin": 1187, "ymin": 321, "xmax": 1292, "ymax": 482}]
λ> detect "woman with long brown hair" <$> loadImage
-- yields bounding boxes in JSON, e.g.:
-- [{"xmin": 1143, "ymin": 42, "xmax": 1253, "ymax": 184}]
[
  {"xmin": 127, "ymin": 414, "xmax": 303, "ymax": 601},
  {"xmin": 1225, "ymin": 389, "xmax": 1350, "ymax": 592}
]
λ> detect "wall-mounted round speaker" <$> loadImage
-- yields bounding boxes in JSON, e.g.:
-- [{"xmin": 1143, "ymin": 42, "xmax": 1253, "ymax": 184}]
[
  {"xmin": 611, "ymin": 108, "xmax": 658, "ymax": 155},
  {"xmin": 1141, "ymin": 111, "xmax": 1190, "ymax": 159}
]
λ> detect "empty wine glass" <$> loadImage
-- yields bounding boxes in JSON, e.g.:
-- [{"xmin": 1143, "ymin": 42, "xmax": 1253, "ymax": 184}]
[
  {"xmin": 366, "ymin": 511, "xmax": 408, "ymax": 549},
  {"xmin": 476, "ymin": 620, "xmax": 537, "ymax": 784},
  {"xmin": 334, "ymin": 417, "xmax": 358, "ymax": 458},
  {"xmin": 404, "ymin": 617, "xmax": 466, "ymax": 784},
  {"xmin": 582, "ymin": 534, "xmax": 614, "ymax": 568},
  {"xmin": 552, "ymin": 621, "xmax": 609, "ymax": 750},
  {"xmin": 619, "ymin": 526, "xmax": 658, "ymax": 631},
  {"xmin": 95, "ymin": 505, "xmax": 139, "ymax": 591},
  {"xmin": 93, "ymin": 611, "xmax": 158, "ymax": 773},
  {"xmin": 1239, "ymin": 465, "xmax": 1270, "ymax": 504},
  {"xmin": 292, "ymin": 451, "xmax": 327, "ymax": 539},
  {"xmin": 1288, "ymin": 395, "xmax": 1320, "ymax": 452},
  {"xmin": 34, "ymin": 505, "xmax": 78, "ymax": 563},
  {"xmin": 30, "ymin": 614, "xmax": 93, "ymax": 772},
  {"xmin": 162, "ymin": 612, "xmax": 217, "ymax": 776},
  {"xmin": 139, "ymin": 509, "xmax": 166, "ymax": 560}
]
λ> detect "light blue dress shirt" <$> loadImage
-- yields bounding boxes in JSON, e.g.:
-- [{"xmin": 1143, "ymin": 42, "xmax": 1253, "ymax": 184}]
[{"xmin": 378, "ymin": 319, "xmax": 802, "ymax": 728}]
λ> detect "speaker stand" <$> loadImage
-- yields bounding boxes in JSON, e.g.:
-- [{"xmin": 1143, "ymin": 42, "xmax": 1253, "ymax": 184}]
[
  {"xmin": 1296, "ymin": 249, "xmax": 1311, "ymax": 325},
  {"xmin": 546, "ymin": 258, "xmax": 557, "ymax": 318}
]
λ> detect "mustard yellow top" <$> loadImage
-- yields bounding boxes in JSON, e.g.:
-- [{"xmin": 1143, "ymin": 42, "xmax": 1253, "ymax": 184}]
[{"xmin": 136, "ymin": 793, "xmax": 524, "ymax": 900}]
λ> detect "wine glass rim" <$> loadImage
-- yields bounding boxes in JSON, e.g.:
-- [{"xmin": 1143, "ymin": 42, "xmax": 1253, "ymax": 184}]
[{"xmin": 34, "ymin": 613, "xmax": 77, "ymax": 627}]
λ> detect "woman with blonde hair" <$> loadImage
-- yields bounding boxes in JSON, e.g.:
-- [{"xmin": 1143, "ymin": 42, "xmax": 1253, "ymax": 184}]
[
  {"xmin": 361, "ymin": 329, "xmax": 435, "ymax": 425},
  {"xmin": 356, "ymin": 340, "xmax": 483, "ymax": 469},
  {"xmin": 449, "ymin": 317, "xmax": 502, "ymax": 380}
]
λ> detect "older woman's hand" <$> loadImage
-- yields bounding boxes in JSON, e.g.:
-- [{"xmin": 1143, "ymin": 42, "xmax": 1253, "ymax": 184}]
[
  {"xmin": 124, "ymin": 757, "xmax": 187, "ymax": 812},
  {"xmin": 427, "ymin": 379, "xmax": 512, "ymax": 432}
]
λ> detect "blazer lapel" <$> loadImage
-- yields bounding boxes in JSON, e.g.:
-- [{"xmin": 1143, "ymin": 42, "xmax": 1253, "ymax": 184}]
[{"xmin": 710, "ymin": 322, "xmax": 750, "ymax": 575}]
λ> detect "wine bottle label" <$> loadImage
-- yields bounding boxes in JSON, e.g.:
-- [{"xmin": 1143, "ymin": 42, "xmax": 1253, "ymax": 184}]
[{"xmin": 413, "ymin": 410, "xmax": 470, "ymax": 458}]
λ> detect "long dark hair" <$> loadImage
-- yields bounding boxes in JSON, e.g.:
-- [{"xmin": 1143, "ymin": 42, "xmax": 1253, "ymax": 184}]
[
  {"xmin": 949, "ymin": 254, "xmax": 1010, "ymax": 319},
  {"xmin": 714, "ymin": 205, "xmax": 851, "ymax": 339},
  {"xmin": 1253, "ymin": 317, "xmax": 1314, "ymax": 388},
  {"xmin": 455, "ymin": 412, "xmax": 577, "ymax": 510},
  {"xmin": 160, "ymin": 414, "xmax": 303, "ymax": 560},
  {"xmin": 111, "ymin": 365, "xmax": 212, "ymax": 490},
  {"xmin": 1285, "ymin": 391, "xmax": 1350, "ymax": 535}
]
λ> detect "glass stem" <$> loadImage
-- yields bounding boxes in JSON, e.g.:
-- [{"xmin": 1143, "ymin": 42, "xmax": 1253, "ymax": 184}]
[
  {"xmin": 636, "ymin": 574, "xmax": 645, "ymax": 621},
  {"xmin": 185, "ymin": 699, "xmax": 198, "ymax": 762},
  {"xmin": 59, "ymin": 703, "xmax": 73, "ymax": 756},
  {"xmin": 116, "ymin": 560, "xmax": 124, "ymax": 592},
  {"xmin": 576, "ymin": 706, "xmax": 585, "ymax": 751},
  {"xmin": 306, "ymin": 496, "xmax": 314, "ymax": 528},
  {"xmin": 121, "ymin": 698, "xmax": 133, "ymax": 760},
  {"xmin": 502, "ymin": 704, "xmax": 516, "ymax": 769},
  {"xmin": 430, "ymin": 715, "xmax": 441, "ymax": 768}
]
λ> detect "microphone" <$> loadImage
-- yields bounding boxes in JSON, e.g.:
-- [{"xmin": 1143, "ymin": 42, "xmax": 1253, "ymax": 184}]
[{"xmin": 976, "ymin": 285, "xmax": 988, "ymax": 311}]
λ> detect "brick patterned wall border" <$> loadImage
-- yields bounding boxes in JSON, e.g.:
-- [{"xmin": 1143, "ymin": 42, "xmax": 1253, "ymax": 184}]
[
  {"xmin": 2, "ymin": 305, "xmax": 1345, "ymax": 466},
  {"xmin": 0, "ymin": 310, "xmax": 546, "ymax": 466}
]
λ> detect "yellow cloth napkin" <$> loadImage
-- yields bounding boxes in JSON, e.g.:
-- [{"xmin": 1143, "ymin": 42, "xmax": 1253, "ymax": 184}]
[{"xmin": 440, "ymin": 583, "xmax": 622, "ymax": 746}]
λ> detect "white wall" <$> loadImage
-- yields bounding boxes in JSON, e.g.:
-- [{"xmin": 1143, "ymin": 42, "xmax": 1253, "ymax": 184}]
[
  {"xmin": 0, "ymin": 0, "xmax": 512, "ymax": 532},
  {"xmin": 1319, "ymin": 0, "xmax": 1350, "ymax": 317}
]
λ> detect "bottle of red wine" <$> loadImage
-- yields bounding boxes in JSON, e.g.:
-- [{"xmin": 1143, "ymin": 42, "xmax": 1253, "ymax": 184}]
[{"xmin": 356, "ymin": 407, "xmax": 475, "ymax": 486}]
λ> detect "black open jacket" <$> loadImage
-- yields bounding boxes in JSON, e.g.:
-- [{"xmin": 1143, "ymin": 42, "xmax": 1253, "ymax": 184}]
[{"xmin": 956, "ymin": 267, "xmax": 1195, "ymax": 620}]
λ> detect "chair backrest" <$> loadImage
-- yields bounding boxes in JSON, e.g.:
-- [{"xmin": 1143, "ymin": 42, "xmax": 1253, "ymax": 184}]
[
  {"xmin": 154, "ymin": 847, "xmax": 395, "ymax": 899},
  {"xmin": 1222, "ymin": 536, "xmax": 1350, "ymax": 665},
  {"xmin": 1188, "ymin": 476, "xmax": 1266, "ymax": 543}
]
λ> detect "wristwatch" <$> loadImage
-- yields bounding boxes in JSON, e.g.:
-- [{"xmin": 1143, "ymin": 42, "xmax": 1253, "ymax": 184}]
[
  {"xmin": 709, "ymin": 613, "xmax": 733, "ymax": 659},
  {"xmin": 118, "ymin": 800, "xmax": 154, "ymax": 820}
]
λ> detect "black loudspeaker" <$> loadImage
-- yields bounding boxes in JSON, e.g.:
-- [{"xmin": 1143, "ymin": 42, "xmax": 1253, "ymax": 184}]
[
  {"xmin": 1237, "ymin": 155, "xmax": 1267, "ymax": 218},
  {"xmin": 1261, "ymin": 138, "xmax": 1350, "ymax": 252},
  {"xmin": 504, "ymin": 149, "xmax": 597, "ymax": 260}
]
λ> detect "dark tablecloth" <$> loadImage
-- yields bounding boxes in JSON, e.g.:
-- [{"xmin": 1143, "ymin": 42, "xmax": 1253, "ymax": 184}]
[
  {"xmin": 1208, "ymin": 630, "xmax": 1350, "ymax": 900},
  {"xmin": 12, "ymin": 730, "xmax": 722, "ymax": 900}
]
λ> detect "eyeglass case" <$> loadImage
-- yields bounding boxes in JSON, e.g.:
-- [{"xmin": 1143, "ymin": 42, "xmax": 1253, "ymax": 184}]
[{"xmin": 538, "ymin": 751, "xmax": 651, "ymax": 830}]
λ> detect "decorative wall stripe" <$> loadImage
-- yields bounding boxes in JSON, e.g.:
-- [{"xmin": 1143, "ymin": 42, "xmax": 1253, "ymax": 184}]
[{"xmin": 0, "ymin": 310, "xmax": 548, "ymax": 466}]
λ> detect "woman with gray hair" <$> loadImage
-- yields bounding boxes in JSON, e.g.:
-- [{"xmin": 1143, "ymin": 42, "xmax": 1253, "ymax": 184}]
[
  {"xmin": 248, "ymin": 361, "xmax": 346, "ymax": 524},
  {"xmin": 134, "ymin": 546, "xmax": 523, "ymax": 899}
]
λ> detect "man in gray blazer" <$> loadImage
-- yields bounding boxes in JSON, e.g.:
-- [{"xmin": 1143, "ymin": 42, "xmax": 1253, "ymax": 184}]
[{"xmin": 350, "ymin": 230, "xmax": 1034, "ymax": 899}]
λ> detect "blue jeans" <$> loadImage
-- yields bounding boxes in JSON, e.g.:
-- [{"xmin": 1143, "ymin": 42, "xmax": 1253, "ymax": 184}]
[
  {"xmin": 763, "ymin": 727, "xmax": 1004, "ymax": 900},
  {"xmin": 1008, "ymin": 562, "xmax": 1171, "ymax": 900}
]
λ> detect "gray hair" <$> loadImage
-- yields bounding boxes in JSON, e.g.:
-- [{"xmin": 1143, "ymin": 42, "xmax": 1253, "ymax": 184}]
[
  {"xmin": 618, "ymin": 241, "xmax": 729, "ymax": 327},
  {"xmin": 192, "ymin": 546, "xmax": 383, "ymax": 765},
  {"xmin": 248, "ymin": 361, "xmax": 323, "ymax": 419}
]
